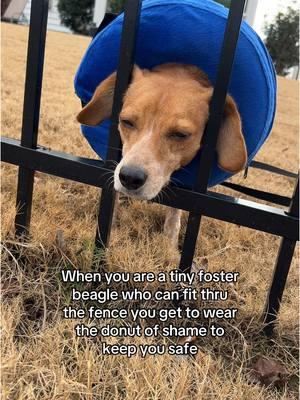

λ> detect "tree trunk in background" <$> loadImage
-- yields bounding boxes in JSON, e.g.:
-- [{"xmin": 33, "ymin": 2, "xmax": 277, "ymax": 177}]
[{"xmin": 1, "ymin": 0, "xmax": 12, "ymax": 17}]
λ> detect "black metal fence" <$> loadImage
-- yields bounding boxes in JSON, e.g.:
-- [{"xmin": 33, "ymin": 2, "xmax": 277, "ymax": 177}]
[{"xmin": 1, "ymin": 0, "xmax": 299, "ymax": 336}]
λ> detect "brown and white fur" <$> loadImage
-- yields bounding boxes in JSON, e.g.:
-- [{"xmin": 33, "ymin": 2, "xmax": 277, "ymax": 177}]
[{"xmin": 77, "ymin": 63, "xmax": 247, "ymax": 249}]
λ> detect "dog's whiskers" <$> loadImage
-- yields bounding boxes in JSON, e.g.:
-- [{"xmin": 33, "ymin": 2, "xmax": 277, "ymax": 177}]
[
  {"xmin": 162, "ymin": 188, "xmax": 172, "ymax": 202},
  {"xmin": 155, "ymin": 191, "xmax": 162, "ymax": 205},
  {"xmin": 170, "ymin": 176, "xmax": 183, "ymax": 187},
  {"xmin": 101, "ymin": 143, "xmax": 123, "ymax": 153},
  {"xmin": 178, "ymin": 166, "xmax": 192, "ymax": 176},
  {"xmin": 105, "ymin": 159, "xmax": 119, "ymax": 167},
  {"xmin": 103, "ymin": 175, "xmax": 115, "ymax": 191},
  {"xmin": 108, "ymin": 177, "xmax": 115, "ymax": 190},
  {"xmin": 165, "ymin": 185, "xmax": 176, "ymax": 198},
  {"xmin": 102, "ymin": 170, "xmax": 114, "ymax": 180}
]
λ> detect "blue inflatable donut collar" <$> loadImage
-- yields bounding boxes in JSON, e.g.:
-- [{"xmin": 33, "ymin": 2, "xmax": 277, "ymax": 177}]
[{"xmin": 74, "ymin": 0, "xmax": 276, "ymax": 188}]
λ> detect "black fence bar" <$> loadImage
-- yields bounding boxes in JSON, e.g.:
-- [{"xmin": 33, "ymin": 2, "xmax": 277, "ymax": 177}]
[
  {"xmin": 250, "ymin": 160, "xmax": 299, "ymax": 179},
  {"xmin": 95, "ymin": 0, "xmax": 142, "ymax": 249},
  {"xmin": 263, "ymin": 178, "xmax": 299, "ymax": 336},
  {"xmin": 221, "ymin": 181, "xmax": 292, "ymax": 207},
  {"xmin": 14, "ymin": 0, "xmax": 49, "ymax": 236},
  {"xmin": 179, "ymin": 0, "xmax": 246, "ymax": 271},
  {"xmin": 2, "ymin": 137, "xmax": 298, "ymax": 241},
  {"xmin": 157, "ymin": 187, "xmax": 298, "ymax": 241},
  {"xmin": 2, "ymin": 137, "xmax": 111, "ymax": 187}
]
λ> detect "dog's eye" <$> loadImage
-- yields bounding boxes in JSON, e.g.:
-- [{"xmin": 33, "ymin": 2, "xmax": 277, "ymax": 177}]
[
  {"xmin": 168, "ymin": 131, "xmax": 189, "ymax": 140},
  {"xmin": 120, "ymin": 119, "xmax": 135, "ymax": 129}
]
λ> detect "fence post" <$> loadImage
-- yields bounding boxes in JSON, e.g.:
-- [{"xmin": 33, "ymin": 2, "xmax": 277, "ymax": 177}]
[
  {"xmin": 263, "ymin": 177, "xmax": 299, "ymax": 336},
  {"xmin": 179, "ymin": 0, "xmax": 246, "ymax": 272},
  {"xmin": 94, "ymin": 0, "xmax": 142, "ymax": 250},
  {"xmin": 14, "ymin": 0, "xmax": 49, "ymax": 236}
]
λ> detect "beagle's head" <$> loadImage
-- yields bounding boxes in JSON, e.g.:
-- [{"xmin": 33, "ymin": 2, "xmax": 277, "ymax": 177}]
[{"xmin": 77, "ymin": 63, "xmax": 247, "ymax": 200}]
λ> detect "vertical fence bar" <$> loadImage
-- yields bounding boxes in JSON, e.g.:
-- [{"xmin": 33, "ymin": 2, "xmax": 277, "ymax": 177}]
[
  {"xmin": 95, "ymin": 0, "xmax": 142, "ymax": 249},
  {"xmin": 14, "ymin": 0, "xmax": 49, "ymax": 236},
  {"xmin": 263, "ymin": 177, "xmax": 299, "ymax": 336},
  {"xmin": 179, "ymin": 0, "xmax": 246, "ymax": 272}
]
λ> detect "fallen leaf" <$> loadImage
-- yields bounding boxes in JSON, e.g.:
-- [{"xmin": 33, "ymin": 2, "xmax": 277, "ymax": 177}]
[{"xmin": 249, "ymin": 356, "xmax": 289, "ymax": 387}]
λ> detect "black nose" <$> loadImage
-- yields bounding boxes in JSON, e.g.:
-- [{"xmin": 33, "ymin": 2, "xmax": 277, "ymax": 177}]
[{"xmin": 119, "ymin": 165, "xmax": 148, "ymax": 190}]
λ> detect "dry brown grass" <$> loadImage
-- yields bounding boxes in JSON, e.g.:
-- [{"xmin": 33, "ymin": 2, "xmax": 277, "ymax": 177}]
[{"xmin": 1, "ymin": 22, "xmax": 299, "ymax": 399}]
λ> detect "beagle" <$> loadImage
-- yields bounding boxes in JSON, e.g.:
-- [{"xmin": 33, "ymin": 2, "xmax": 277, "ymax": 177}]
[{"xmin": 77, "ymin": 63, "xmax": 247, "ymax": 249}]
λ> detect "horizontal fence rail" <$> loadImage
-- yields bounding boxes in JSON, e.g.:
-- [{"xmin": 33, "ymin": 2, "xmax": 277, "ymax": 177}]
[
  {"xmin": 1, "ymin": 0, "xmax": 299, "ymax": 337},
  {"xmin": 2, "ymin": 137, "xmax": 299, "ymax": 241},
  {"xmin": 220, "ymin": 182, "xmax": 292, "ymax": 207}
]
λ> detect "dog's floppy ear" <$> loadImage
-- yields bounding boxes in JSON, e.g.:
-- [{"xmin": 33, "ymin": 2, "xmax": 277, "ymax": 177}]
[
  {"xmin": 77, "ymin": 71, "xmax": 117, "ymax": 126},
  {"xmin": 77, "ymin": 65, "xmax": 145, "ymax": 126},
  {"xmin": 216, "ymin": 95, "xmax": 247, "ymax": 173}
]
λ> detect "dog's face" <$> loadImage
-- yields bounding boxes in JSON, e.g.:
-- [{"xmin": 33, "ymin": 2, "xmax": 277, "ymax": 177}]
[{"xmin": 77, "ymin": 64, "xmax": 247, "ymax": 200}]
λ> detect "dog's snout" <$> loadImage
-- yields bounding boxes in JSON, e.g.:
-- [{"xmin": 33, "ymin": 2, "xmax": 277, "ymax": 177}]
[{"xmin": 119, "ymin": 165, "xmax": 148, "ymax": 191}]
